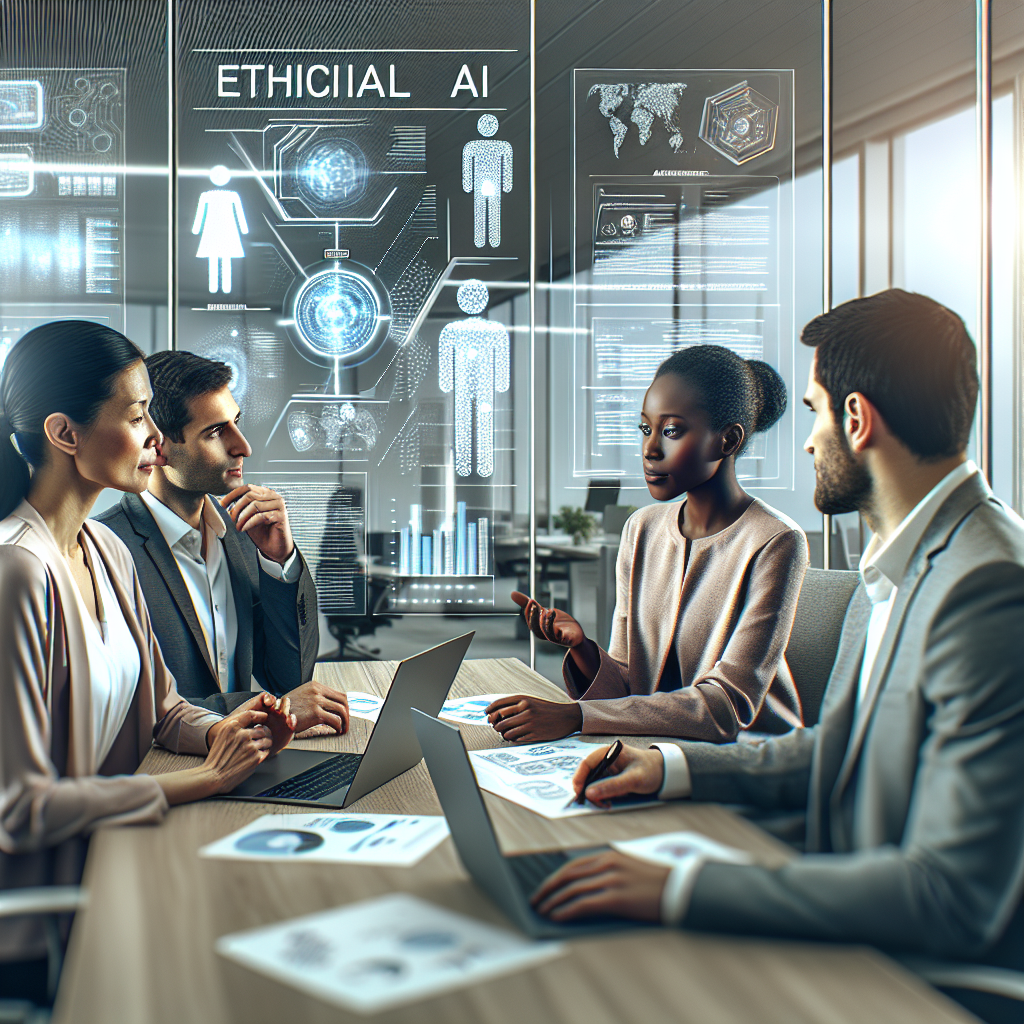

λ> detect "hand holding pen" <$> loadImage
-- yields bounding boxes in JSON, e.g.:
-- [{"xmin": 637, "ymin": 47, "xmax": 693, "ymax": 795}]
[
  {"xmin": 566, "ymin": 741, "xmax": 667, "ymax": 809},
  {"xmin": 563, "ymin": 740, "xmax": 623, "ymax": 809}
]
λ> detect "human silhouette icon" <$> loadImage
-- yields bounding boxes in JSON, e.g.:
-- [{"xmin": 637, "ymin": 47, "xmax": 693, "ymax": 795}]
[
  {"xmin": 438, "ymin": 279, "xmax": 510, "ymax": 477},
  {"xmin": 193, "ymin": 165, "xmax": 248, "ymax": 294},
  {"xmin": 462, "ymin": 114, "xmax": 513, "ymax": 249}
]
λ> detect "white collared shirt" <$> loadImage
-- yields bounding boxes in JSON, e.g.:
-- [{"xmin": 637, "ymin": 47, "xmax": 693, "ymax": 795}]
[
  {"xmin": 141, "ymin": 490, "xmax": 299, "ymax": 692},
  {"xmin": 655, "ymin": 459, "xmax": 978, "ymax": 926},
  {"xmin": 855, "ymin": 460, "xmax": 976, "ymax": 706}
]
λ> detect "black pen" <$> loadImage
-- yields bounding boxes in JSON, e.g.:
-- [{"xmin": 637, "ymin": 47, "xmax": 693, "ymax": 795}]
[{"xmin": 565, "ymin": 740, "xmax": 623, "ymax": 809}]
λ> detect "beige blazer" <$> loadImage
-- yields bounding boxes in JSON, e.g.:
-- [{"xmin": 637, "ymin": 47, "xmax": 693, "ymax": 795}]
[
  {"xmin": 0, "ymin": 501, "xmax": 220, "ymax": 957},
  {"xmin": 566, "ymin": 499, "xmax": 807, "ymax": 741}
]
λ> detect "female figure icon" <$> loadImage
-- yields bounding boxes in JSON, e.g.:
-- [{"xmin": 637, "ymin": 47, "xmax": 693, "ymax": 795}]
[{"xmin": 192, "ymin": 165, "xmax": 248, "ymax": 294}]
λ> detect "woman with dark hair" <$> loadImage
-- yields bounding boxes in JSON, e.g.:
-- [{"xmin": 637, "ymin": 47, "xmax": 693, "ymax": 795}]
[
  {"xmin": 0, "ymin": 322, "xmax": 295, "ymax": 983},
  {"xmin": 489, "ymin": 345, "xmax": 808, "ymax": 744}
]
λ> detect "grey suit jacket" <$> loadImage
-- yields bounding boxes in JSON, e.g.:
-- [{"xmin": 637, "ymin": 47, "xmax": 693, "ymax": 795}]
[
  {"xmin": 94, "ymin": 493, "xmax": 319, "ymax": 715},
  {"xmin": 672, "ymin": 473, "xmax": 1024, "ymax": 963}
]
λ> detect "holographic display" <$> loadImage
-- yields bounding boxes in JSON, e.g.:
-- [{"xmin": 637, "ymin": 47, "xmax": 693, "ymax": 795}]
[
  {"xmin": 286, "ymin": 401, "xmax": 380, "ymax": 454},
  {"xmin": 573, "ymin": 69, "xmax": 793, "ymax": 488},
  {"xmin": 295, "ymin": 137, "xmax": 367, "ymax": 212},
  {"xmin": 265, "ymin": 476, "xmax": 367, "ymax": 616},
  {"xmin": 699, "ymin": 81, "xmax": 778, "ymax": 166},
  {"xmin": 178, "ymin": 40, "xmax": 529, "ymax": 616},
  {"xmin": 588, "ymin": 82, "xmax": 686, "ymax": 157},
  {"xmin": 0, "ymin": 145, "xmax": 34, "ymax": 196},
  {"xmin": 0, "ymin": 81, "xmax": 44, "ymax": 130},
  {"xmin": 438, "ymin": 279, "xmax": 509, "ymax": 478},
  {"xmin": 462, "ymin": 115, "xmax": 513, "ymax": 248},
  {"xmin": 0, "ymin": 69, "xmax": 124, "ymax": 331},
  {"xmin": 193, "ymin": 165, "xmax": 249, "ymax": 294}
]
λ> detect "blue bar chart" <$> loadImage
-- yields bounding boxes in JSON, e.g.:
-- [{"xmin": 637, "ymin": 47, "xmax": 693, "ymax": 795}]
[{"xmin": 397, "ymin": 501, "xmax": 490, "ymax": 577}]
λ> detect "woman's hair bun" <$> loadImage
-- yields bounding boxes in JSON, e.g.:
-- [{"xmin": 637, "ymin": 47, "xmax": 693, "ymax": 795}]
[{"xmin": 746, "ymin": 359, "xmax": 787, "ymax": 433}]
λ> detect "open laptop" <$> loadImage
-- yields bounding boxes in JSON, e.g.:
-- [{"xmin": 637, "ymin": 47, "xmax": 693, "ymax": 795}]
[
  {"xmin": 220, "ymin": 632, "xmax": 474, "ymax": 809},
  {"xmin": 412, "ymin": 709, "xmax": 645, "ymax": 939}
]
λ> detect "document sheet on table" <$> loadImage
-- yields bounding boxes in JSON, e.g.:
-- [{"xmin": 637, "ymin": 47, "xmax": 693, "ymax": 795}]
[
  {"xmin": 216, "ymin": 892, "xmax": 565, "ymax": 1013},
  {"xmin": 199, "ymin": 812, "xmax": 449, "ymax": 866},
  {"xmin": 468, "ymin": 737, "xmax": 660, "ymax": 819}
]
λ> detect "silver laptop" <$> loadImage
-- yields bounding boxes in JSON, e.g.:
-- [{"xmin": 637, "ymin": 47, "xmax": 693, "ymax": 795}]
[
  {"xmin": 220, "ymin": 632, "xmax": 474, "ymax": 808},
  {"xmin": 412, "ymin": 709, "xmax": 646, "ymax": 939}
]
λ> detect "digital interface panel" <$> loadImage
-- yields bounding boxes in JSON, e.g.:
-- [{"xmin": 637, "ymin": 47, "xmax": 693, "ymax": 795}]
[
  {"xmin": 573, "ymin": 69, "xmax": 794, "ymax": 489},
  {"xmin": 0, "ymin": 68, "xmax": 125, "ymax": 352},
  {"xmin": 178, "ymin": 35, "xmax": 528, "ymax": 615}
]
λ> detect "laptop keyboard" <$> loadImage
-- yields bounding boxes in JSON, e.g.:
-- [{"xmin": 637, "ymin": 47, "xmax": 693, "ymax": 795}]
[
  {"xmin": 508, "ymin": 851, "xmax": 569, "ymax": 897},
  {"xmin": 257, "ymin": 753, "xmax": 362, "ymax": 801}
]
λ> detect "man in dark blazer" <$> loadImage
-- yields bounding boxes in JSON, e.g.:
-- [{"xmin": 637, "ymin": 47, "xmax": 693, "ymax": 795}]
[
  {"xmin": 526, "ymin": 292, "xmax": 1023, "ymax": 1007},
  {"xmin": 96, "ymin": 351, "xmax": 349, "ymax": 734}
]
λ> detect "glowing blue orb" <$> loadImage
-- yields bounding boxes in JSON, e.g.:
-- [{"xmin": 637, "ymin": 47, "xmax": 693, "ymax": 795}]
[
  {"xmin": 297, "ymin": 139, "xmax": 366, "ymax": 210},
  {"xmin": 294, "ymin": 268, "xmax": 382, "ymax": 360}
]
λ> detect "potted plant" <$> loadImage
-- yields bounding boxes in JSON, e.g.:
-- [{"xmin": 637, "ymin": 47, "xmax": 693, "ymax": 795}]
[{"xmin": 552, "ymin": 505, "xmax": 598, "ymax": 546}]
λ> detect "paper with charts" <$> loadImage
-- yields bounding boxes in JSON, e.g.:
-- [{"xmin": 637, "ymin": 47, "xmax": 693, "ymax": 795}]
[
  {"xmin": 611, "ymin": 830, "xmax": 753, "ymax": 868},
  {"xmin": 438, "ymin": 693, "xmax": 511, "ymax": 725},
  {"xmin": 344, "ymin": 691, "xmax": 385, "ymax": 722},
  {"xmin": 199, "ymin": 813, "xmax": 449, "ymax": 867},
  {"xmin": 468, "ymin": 737, "xmax": 660, "ymax": 819},
  {"xmin": 216, "ymin": 892, "xmax": 565, "ymax": 1014}
]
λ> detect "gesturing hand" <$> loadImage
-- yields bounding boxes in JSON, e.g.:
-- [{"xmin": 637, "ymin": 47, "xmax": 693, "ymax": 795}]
[
  {"xmin": 530, "ymin": 850, "xmax": 670, "ymax": 923},
  {"xmin": 220, "ymin": 484, "xmax": 295, "ymax": 565},
  {"xmin": 510, "ymin": 591, "xmax": 586, "ymax": 648},
  {"xmin": 568, "ymin": 743, "xmax": 665, "ymax": 808},
  {"xmin": 486, "ymin": 694, "xmax": 583, "ymax": 744}
]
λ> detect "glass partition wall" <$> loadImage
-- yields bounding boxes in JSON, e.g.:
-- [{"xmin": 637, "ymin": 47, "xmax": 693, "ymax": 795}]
[{"xmin": 1, "ymin": 0, "xmax": 1019, "ymax": 683}]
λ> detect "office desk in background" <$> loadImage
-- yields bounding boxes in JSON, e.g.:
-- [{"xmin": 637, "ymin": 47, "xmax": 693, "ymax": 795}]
[{"xmin": 54, "ymin": 659, "xmax": 975, "ymax": 1024}]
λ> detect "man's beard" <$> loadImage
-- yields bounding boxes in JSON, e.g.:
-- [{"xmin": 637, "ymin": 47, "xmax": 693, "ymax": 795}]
[
  {"xmin": 167, "ymin": 447, "xmax": 236, "ymax": 497},
  {"xmin": 813, "ymin": 426, "xmax": 872, "ymax": 515}
]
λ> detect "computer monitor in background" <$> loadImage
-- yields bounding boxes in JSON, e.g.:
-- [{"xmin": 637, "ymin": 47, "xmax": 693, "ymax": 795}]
[{"xmin": 584, "ymin": 479, "xmax": 620, "ymax": 514}]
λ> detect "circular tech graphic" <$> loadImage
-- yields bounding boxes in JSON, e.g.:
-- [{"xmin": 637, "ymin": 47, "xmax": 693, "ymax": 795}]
[
  {"xmin": 295, "ymin": 137, "xmax": 367, "ymax": 213},
  {"xmin": 287, "ymin": 260, "xmax": 392, "ymax": 367}
]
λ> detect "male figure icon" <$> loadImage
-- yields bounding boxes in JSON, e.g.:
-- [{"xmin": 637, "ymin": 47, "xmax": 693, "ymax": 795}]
[
  {"xmin": 438, "ymin": 280, "xmax": 510, "ymax": 478},
  {"xmin": 193, "ymin": 165, "xmax": 248, "ymax": 294},
  {"xmin": 462, "ymin": 114, "xmax": 513, "ymax": 248}
]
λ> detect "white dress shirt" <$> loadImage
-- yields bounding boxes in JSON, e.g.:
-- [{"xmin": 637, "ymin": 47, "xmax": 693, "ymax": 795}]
[
  {"xmin": 655, "ymin": 460, "xmax": 978, "ymax": 925},
  {"xmin": 80, "ymin": 533, "xmax": 141, "ymax": 767},
  {"xmin": 141, "ymin": 491, "xmax": 299, "ymax": 692}
]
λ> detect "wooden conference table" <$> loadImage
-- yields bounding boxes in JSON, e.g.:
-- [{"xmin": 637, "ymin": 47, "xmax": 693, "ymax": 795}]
[{"xmin": 54, "ymin": 658, "xmax": 975, "ymax": 1024}]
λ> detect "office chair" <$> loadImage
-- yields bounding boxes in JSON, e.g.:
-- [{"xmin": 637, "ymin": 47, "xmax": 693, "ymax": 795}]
[
  {"xmin": 805, "ymin": 521, "xmax": 854, "ymax": 570},
  {"xmin": 784, "ymin": 568, "xmax": 860, "ymax": 726},
  {"xmin": 899, "ymin": 956, "xmax": 1024, "ymax": 1023},
  {"xmin": 583, "ymin": 479, "xmax": 621, "ymax": 515},
  {"xmin": 0, "ymin": 886, "xmax": 85, "ymax": 1020}
]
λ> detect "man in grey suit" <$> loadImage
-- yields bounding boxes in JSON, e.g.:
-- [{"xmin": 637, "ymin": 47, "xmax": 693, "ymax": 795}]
[
  {"xmin": 530, "ymin": 292, "xmax": 1024, "ymax": 978},
  {"xmin": 96, "ymin": 351, "xmax": 350, "ymax": 734}
]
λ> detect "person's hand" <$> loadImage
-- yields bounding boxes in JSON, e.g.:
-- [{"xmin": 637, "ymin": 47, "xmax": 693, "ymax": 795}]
[
  {"xmin": 568, "ymin": 743, "xmax": 665, "ymax": 807},
  {"xmin": 486, "ymin": 695, "xmax": 583, "ymax": 744},
  {"xmin": 530, "ymin": 851, "xmax": 670, "ymax": 923},
  {"xmin": 214, "ymin": 692, "xmax": 296, "ymax": 755},
  {"xmin": 257, "ymin": 691, "xmax": 296, "ymax": 754},
  {"xmin": 220, "ymin": 484, "xmax": 295, "ymax": 565},
  {"xmin": 510, "ymin": 591, "xmax": 586, "ymax": 648},
  {"xmin": 200, "ymin": 708, "xmax": 275, "ymax": 795},
  {"xmin": 283, "ymin": 680, "xmax": 350, "ymax": 736}
]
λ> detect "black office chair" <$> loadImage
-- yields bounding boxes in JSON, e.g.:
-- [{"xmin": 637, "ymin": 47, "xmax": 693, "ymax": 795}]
[{"xmin": 784, "ymin": 568, "xmax": 860, "ymax": 726}]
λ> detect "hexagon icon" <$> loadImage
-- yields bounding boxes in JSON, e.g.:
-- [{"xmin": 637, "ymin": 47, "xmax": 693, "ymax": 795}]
[{"xmin": 699, "ymin": 81, "xmax": 778, "ymax": 165}]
